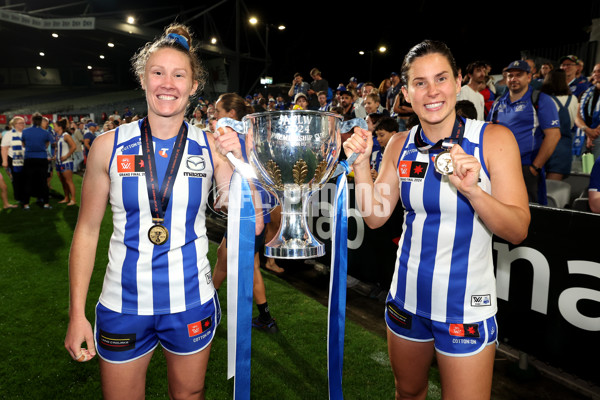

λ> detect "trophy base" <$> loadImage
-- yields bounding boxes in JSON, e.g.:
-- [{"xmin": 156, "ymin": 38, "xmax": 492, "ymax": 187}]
[{"xmin": 264, "ymin": 239, "xmax": 324, "ymax": 259}]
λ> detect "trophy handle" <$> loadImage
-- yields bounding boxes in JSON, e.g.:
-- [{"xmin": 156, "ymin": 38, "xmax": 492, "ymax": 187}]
[
  {"xmin": 331, "ymin": 118, "xmax": 367, "ymax": 178},
  {"xmin": 216, "ymin": 117, "xmax": 244, "ymax": 134},
  {"xmin": 215, "ymin": 118, "xmax": 257, "ymax": 180},
  {"xmin": 340, "ymin": 118, "xmax": 368, "ymax": 133}
]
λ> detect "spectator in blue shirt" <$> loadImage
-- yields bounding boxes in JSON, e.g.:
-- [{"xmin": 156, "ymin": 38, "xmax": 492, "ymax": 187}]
[
  {"xmin": 21, "ymin": 113, "xmax": 54, "ymax": 209},
  {"xmin": 487, "ymin": 60, "xmax": 561, "ymax": 204}
]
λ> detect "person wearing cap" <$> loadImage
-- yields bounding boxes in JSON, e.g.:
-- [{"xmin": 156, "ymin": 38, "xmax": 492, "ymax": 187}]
[
  {"xmin": 487, "ymin": 60, "xmax": 561, "ymax": 204},
  {"xmin": 292, "ymin": 92, "xmax": 309, "ymax": 110},
  {"xmin": 560, "ymin": 55, "xmax": 592, "ymax": 99},
  {"xmin": 307, "ymin": 68, "xmax": 329, "ymax": 110},
  {"xmin": 347, "ymin": 76, "xmax": 358, "ymax": 92},
  {"xmin": 287, "ymin": 72, "xmax": 310, "ymax": 100}
]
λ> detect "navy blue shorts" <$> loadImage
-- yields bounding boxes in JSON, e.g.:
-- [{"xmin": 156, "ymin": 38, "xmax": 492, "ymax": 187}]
[
  {"xmin": 95, "ymin": 293, "xmax": 221, "ymax": 363},
  {"xmin": 385, "ymin": 295, "xmax": 497, "ymax": 357}
]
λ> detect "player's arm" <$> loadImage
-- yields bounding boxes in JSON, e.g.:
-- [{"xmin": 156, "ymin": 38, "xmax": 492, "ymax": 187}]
[
  {"xmin": 64, "ymin": 131, "xmax": 112, "ymax": 361},
  {"xmin": 343, "ymin": 129, "xmax": 404, "ymax": 229},
  {"xmin": 530, "ymin": 127, "xmax": 560, "ymax": 173}
]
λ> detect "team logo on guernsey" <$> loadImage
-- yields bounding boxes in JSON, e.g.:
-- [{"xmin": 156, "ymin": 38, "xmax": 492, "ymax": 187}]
[
  {"xmin": 117, "ymin": 155, "xmax": 145, "ymax": 176},
  {"xmin": 398, "ymin": 160, "xmax": 428, "ymax": 182},
  {"xmin": 187, "ymin": 316, "xmax": 212, "ymax": 337},
  {"xmin": 449, "ymin": 323, "xmax": 480, "ymax": 338}
]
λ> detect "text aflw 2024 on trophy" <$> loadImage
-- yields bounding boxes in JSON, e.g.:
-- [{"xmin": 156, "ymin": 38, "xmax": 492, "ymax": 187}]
[{"xmin": 217, "ymin": 110, "xmax": 366, "ymax": 259}]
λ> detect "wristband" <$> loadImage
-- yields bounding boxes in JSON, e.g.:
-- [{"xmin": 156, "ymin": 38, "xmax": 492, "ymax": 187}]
[{"xmin": 530, "ymin": 164, "xmax": 542, "ymax": 174}]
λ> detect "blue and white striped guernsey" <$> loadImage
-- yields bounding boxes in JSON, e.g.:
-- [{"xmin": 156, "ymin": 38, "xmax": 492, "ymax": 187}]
[
  {"xmin": 99, "ymin": 119, "xmax": 216, "ymax": 315},
  {"xmin": 56, "ymin": 132, "xmax": 73, "ymax": 167},
  {"xmin": 391, "ymin": 118, "xmax": 496, "ymax": 324}
]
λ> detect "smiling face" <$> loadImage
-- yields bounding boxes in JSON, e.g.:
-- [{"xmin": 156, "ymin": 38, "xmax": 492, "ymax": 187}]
[
  {"xmin": 401, "ymin": 52, "xmax": 461, "ymax": 127},
  {"xmin": 364, "ymin": 97, "xmax": 379, "ymax": 114},
  {"xmin": 141, "ymin": 47, "xmax": 198, "ymax": 120}
]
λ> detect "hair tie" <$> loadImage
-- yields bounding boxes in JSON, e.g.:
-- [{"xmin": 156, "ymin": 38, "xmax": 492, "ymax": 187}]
[{"xmin": 166, "ymin": 33, "xmax": 190, "ymax": 50}]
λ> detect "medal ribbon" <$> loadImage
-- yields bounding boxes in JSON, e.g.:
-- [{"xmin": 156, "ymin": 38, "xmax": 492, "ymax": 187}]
[
  {"xmin": 413, "ymin": 116, "xmax": 465, "ymax": 153},
  {"xmin": 140, "ymin": 117, "xmax": 188, "ymax": 225}
]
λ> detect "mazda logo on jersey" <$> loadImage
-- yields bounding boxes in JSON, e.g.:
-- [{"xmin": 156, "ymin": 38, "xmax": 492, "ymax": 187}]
[{"xmin": 186, "ymin": 155, "xmax": 206, "ymax": 171}]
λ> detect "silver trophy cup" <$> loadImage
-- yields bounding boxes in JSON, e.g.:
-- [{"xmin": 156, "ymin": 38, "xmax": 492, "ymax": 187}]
[{"xmin": 217, "ymin": 110, "xmax": 366, "ymax": 259}]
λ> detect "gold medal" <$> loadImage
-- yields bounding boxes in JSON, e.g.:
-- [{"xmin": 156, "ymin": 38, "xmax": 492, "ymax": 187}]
[
  {"xmin": 148, "ymin": 224, "xmax": 169, "ymax": 245},
  {"xmin": 434, "ymin": 150, "xmax": 453, "ymax": 175}
]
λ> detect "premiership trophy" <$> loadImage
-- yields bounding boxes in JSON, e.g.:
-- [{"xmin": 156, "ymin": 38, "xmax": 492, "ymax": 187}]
[{"xmin": 217, "ymin": 110, "xmax": 366, "ymax": 259}]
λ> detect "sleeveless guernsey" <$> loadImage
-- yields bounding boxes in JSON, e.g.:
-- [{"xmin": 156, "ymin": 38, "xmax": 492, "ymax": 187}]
[
  {"xmin": 56, "ymin": 133, "xmax": 73, "ymax": 165},
  {"xmin": 99, "ymin": 119, "xmax": 216, "ymax": 315},
  {"xmin": 391, "ymin": 118, "xmax": 496, "ymax": 324}
]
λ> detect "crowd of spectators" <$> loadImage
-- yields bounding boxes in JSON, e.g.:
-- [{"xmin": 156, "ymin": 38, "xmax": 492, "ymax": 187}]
[
  {"xmin": 0, "ymin": 108, "xmax": 142, "ymax": 209},
  {"xmin": 3, "ymin": 56, "xmax": 600, "ymax": 213}
]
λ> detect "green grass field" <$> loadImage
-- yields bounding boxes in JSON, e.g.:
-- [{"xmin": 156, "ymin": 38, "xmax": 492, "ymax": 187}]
[{"xmin": 0, "ymin": 169, "xmax": 442, "ymax": 399}]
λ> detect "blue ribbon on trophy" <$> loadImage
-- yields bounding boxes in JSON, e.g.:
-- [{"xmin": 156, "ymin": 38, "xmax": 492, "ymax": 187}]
[{"xmin": 217, "ymin": 114, "xmax": 366, "ymax": 400}]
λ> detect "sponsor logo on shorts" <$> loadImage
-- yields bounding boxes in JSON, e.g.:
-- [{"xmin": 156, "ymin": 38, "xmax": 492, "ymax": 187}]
[
  {"xmin": 471, "ymin": 294, "xmax": 491, "ymax": 307},
  {"xmin": 449, "ymin": 323, "xmax": 480, "ymax": 338},
  {"xmin": 187, "ymin": 316, "xmax": 213, "ymax": 337},
  {"xmin": 386, "ymin": 302, "xmax": 412, "ymax": 330},
  {"xmin": 398, "ymin": 160, "xmax": 428, "ymax": 182},
  {"xmin": 98, "ymin": 330, "xmax": 136, "ymax": 352}
]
